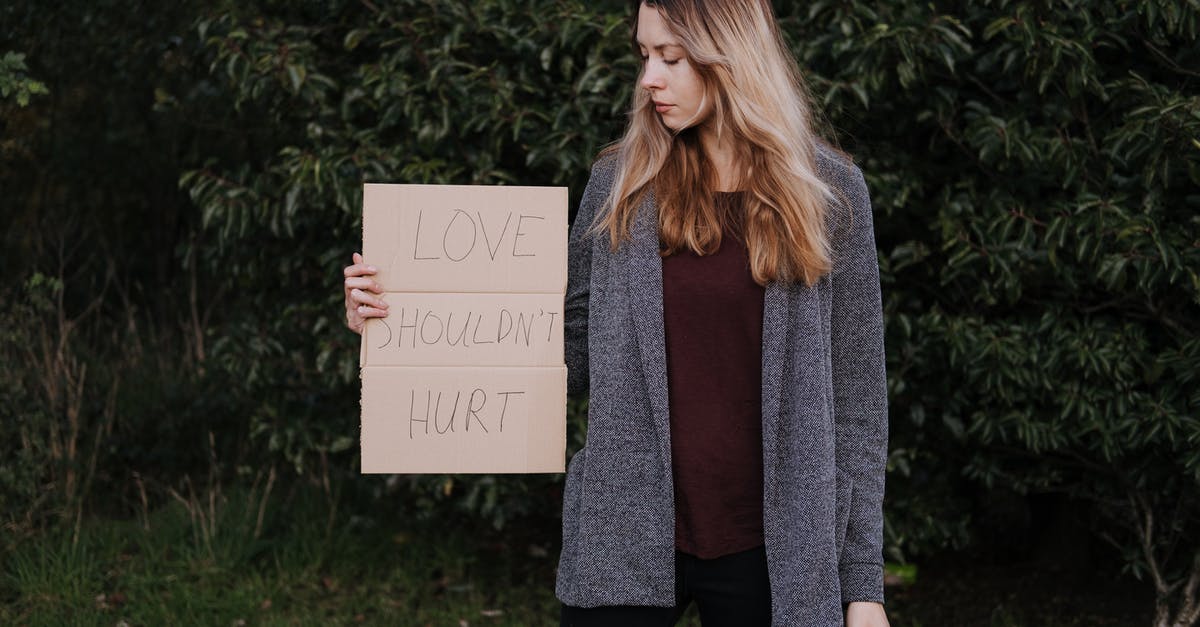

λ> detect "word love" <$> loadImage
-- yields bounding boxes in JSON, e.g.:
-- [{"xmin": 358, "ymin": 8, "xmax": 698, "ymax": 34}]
[
  {"xmin": 375, "ymin": 307, "xmax": 559, "ymax": 349},
  {"xmin": 407, "ymin": 387, "xmax": 526, "ymax": 439},
  {"xmin": 412, "ymin": 209, "xmax": 546, "ymax": 262}
]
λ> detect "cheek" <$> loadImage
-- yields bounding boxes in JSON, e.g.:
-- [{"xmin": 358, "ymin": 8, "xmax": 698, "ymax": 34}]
[
  {"xmin": 684, "ymin": 79, "xmax": 706, "ymax": 111},
  {"xmin": 682, "ymin": 70, "xmax": 704, "ymax": 103}
]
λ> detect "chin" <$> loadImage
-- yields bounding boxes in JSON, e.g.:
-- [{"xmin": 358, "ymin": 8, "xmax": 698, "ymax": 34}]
[{"xmin": 659, "ymin": 114, "xmax": 692, "ymax": 131}]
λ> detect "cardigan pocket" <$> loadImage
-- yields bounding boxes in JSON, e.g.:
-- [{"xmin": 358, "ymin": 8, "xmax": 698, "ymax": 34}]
[
  {"xmin": 562, "ymin": 446, "xmax": 587, "ymax": 541},
  {"xmin": 556, "ymin": 445, "xmax": 588, "ymax": 598},
  {"xmin": 834, "ymin": 466, "xmax": 854, "ymax": 558}
]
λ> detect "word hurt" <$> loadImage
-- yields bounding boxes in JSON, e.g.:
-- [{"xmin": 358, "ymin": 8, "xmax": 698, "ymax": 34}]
[{"xmin": 407, "ymin": 388, "xmax": 526, "ymax": 438}]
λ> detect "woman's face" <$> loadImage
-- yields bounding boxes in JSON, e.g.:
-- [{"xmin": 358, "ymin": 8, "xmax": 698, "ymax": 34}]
[{"xmin": 636, "ymin": 3, "xmax": 709, "ymax": 132}]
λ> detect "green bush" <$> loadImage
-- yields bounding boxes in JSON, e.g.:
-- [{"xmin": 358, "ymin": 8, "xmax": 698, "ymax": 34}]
[
  {"xmin": 3, "ymin": 0, "xmax": 1198, "ymax": 622},
  {"xmin": 179, "ymin": 0, "xmax": 632, "ymax": 529},
  {"xmin": 777, "ymin": 1, "xmax": 1199, "ymax": 621},
  {"xmin": 183, "ymin": 0, "xmax": 1200, "ymax": 619}
]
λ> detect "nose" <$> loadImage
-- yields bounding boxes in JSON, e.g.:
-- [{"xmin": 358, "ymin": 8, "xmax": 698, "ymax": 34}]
[{"xmin": 640, "ymin": 64, "xmax": 664, "ymax": 92}]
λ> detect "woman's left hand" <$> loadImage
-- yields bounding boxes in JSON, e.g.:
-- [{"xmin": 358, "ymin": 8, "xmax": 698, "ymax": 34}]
[{"xmin": 845, "ymin": 601, "xmax": 889, "ymax": 627}]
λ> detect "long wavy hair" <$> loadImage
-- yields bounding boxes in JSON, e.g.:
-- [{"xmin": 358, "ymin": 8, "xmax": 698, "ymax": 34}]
[{"xmin": 593, "ymin": 0, "xmax": 844, "ymax": 287}]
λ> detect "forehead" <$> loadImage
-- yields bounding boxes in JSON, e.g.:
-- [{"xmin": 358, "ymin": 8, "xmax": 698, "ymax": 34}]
[{"xmin": 635, "ymin": 4, "xmax": 684, "ymax": 50}]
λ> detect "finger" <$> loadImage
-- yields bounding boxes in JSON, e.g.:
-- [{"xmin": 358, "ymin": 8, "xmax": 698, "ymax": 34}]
[
  {"xmin": 350, "ymin": 289, "xmax": 389, "ymax": 310},
  {"xmin": 354, "ymin": 305, "xmax": 389, "ymax": 318},
  {"xmin": 343, "ymin": 262, "xmax": 379, "ymax": 278},
  {"xmin": 353, "ymin": 252, "xmax": 363, "ymax": 264},
  {"xmin": 343, "ymin": 276, "xmax": 384, "ymax": 293}
]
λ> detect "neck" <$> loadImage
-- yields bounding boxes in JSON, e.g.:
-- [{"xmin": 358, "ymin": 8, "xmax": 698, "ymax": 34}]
[{"xmin": 698, "ymin": 124, "xmax": 740, "ymax": 192}]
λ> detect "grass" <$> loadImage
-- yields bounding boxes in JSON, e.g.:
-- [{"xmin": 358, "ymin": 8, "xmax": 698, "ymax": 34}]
[
  {"xmin": 1, "ymin": 477, "xmax": 1154, "ymax": 627},
  {"xmin": 2, "ymin": 481, "xmax": 567, "ymax": 626}
]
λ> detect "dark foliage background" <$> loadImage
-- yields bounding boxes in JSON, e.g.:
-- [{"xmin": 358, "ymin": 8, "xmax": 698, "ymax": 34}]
[{"xmin": 2, "ymin": 0, "xmax": 1198, "ymax": 623}]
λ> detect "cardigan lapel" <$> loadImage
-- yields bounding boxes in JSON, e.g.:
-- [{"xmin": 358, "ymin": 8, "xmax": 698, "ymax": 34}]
[
  {"xmin": 760, "ymin": 280, "xmax": 791, "ymax": 485},
  {"xmin": 621, "ymin": 189, "xmax": 673, "ymax": 467}
]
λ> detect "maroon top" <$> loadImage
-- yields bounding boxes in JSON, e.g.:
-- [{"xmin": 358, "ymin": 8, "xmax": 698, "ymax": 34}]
[{"xmin": 661, "ymin": 191, "xmax": 766, "ymax": 559}]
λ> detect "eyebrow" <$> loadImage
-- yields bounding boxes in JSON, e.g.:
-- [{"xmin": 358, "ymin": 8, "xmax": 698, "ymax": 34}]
[{"xmin": 635, "ymin": 40, "xmax": 684, "ymax": 51}]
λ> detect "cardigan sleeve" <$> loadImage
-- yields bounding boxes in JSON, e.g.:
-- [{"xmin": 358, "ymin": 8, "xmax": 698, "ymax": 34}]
[
  {"xmin": 565, "ymin": 155, "xmax": 613, "ymax": 397},
  {"xmin": 829, "ymin": 162, "xmax": 889, "ymax": 605}
]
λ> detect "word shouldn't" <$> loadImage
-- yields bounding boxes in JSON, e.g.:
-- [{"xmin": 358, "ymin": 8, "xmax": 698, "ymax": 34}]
[
  {"xmin": 375, "ymin": 307, "xmax": 559, "ymax": 349},
  {"xmin": 407, "ymin": 388, "xmax": 525, "ymax": 438}
]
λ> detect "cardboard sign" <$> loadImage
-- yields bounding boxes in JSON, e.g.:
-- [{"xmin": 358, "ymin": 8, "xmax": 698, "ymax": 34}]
[{"xmin": 360, "ymin": 183, "xmax": 568, "ymax": 474}]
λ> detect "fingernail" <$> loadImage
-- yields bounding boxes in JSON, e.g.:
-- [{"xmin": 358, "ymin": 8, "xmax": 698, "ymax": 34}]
[{"xmin": 368, "ymin": 266, "xmax": 377, "ymax": 271}]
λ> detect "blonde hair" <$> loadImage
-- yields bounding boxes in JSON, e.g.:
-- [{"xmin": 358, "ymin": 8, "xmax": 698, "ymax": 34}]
[{"xmin": 594, "ymin": 0, "xmax": 842, "ymax": 286}]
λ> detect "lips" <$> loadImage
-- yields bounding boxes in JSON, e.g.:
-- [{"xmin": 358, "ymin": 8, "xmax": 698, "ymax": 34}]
[{"xmin": 653, "ymin": 101, "xmax": 673, "ymax": 113}]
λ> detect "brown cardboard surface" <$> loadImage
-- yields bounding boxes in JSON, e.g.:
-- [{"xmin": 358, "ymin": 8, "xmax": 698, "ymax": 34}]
[
  {"xmin": 359, "ymin": 183, "xmax": 568, "ymax": 475},
  {"xmin": 361, "ymin": 292, "xmax": 563, "ymax": 367},
  {"xmin": 360, "ymin": 366, "xmax": 567, "ymax": 474},
  {"xmin": 362, "ymin": 184, "xmax": 568, "ymax": 293}
]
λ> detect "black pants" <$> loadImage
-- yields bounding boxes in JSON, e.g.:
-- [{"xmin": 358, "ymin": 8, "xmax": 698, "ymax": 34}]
[{"xmin": 560, "ymin": 545, "xmax": 771, "ymax": 627}]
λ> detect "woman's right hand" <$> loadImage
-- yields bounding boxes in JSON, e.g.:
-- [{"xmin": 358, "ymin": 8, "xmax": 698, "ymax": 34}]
[{"xmin": 343, "ymin": 252, "xmax": 389, "ymax": 334}]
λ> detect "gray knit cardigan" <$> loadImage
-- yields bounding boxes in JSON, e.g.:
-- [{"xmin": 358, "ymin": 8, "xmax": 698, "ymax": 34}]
[{"xmin": 555, "ymin": 140, "xmax": 888, "ymax": 626}]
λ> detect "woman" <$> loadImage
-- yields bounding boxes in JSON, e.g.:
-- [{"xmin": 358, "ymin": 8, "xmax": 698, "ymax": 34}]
[{"xmin": 345, "ymin": 1, "xmax": 889, "ymax": 625}]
